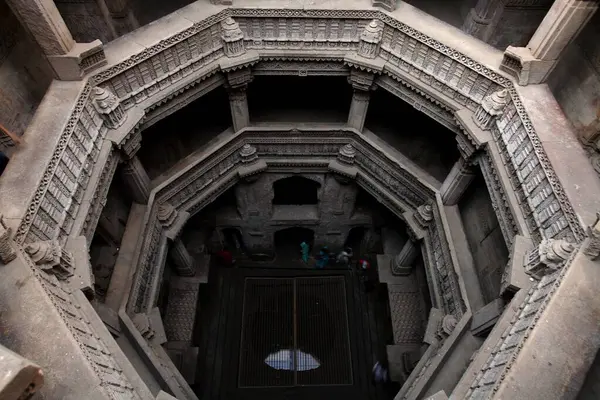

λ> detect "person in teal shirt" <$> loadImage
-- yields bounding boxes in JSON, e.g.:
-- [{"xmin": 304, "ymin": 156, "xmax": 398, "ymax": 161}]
[
  {"xmin": 316, "ymin": 246, "xmax": 329, "ymax": 269},
  {"xmin": 300, "ymin": 241, "xmax": 310, "ymax": 263}
]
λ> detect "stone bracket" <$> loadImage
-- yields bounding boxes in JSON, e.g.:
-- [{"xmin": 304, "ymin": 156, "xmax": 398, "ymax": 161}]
[
  {"xmin": 132, "ymin": 307, "xmax": 167, "ymax": 346},
  {"xmin": 500, "ymin": 235, "xmax": 534, "ymax": 297}
]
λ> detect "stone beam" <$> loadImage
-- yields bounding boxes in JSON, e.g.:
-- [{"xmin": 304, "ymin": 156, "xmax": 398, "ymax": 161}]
[
  {"xmin": 440, "ymin": 157, "xmax": 476, "ymax": 206},
  {"xmin": 121, "ymin": 156, "xmax": 150, "ymax": 204},
  {"xmin": 500, "ymin": 0, "xmax": 598, "ymax": 85}
]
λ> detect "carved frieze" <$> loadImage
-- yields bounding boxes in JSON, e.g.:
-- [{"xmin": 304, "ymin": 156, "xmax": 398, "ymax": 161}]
[{"xmin": 357, "ymin": 20, "xmax": 383, "ymax": 60}]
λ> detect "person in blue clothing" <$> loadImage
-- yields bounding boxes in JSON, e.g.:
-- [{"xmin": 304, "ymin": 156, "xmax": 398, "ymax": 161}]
[
  {"xmin": 300, "ymin": 241, "xmax": 310, "ymax": 263},
  {"xmin": 316, "ymin": 246, "xmax": 329, "ymax": 269}
]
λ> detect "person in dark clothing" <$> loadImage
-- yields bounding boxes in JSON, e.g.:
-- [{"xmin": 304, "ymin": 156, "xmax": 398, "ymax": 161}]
[{"xmin": 0, "ymin": 151, "xmax": 9, "ymax": 176}]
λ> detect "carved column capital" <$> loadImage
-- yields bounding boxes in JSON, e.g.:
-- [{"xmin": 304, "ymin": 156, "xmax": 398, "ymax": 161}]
[
  {"xmin": 524, "ymin": 239, "xmax": 576, "ymax": 280},
  {"xmin": 24, "ymin": 240, "xmax": 75, "ymax": 280},
  {"xmin": 93, "ymin": 86, "xmax": 127, "ymax": 129},
  {"xmin": 472, "ymin": 89, "xmax": 508, "ymax": 130},
  {"xmin": 348, "ymin": 69, "xmax": 377, "ymax": 92},
  {"xmin": 121, "ymin": 155, "xmax": 150, "ymax": 204},
  {"xmin": 0, "ymin": 216, "xmax": 17, "ymax": 264},
  {"xmin": 158, "ymin": 202, "xmax": 188, "ymax": 240}
]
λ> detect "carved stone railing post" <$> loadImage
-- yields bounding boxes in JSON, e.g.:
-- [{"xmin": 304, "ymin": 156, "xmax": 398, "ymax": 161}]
[
  {"xmin": 5, "ymin": 0, "xmax": 106, "ymax": 80},
  {"xmin": 328, "ymin": 144, "xmax": 359, "ymax": 181},
  {"xmin": 92, "ymin": 86, "xmax": 127, "ymax": 129},
  {"xmin": 346, "ymin": 20, "xmax": 384, "ymax": 132},
  {"xmin": 121, "ymin": 156, "xmax": 150, "ymax": 204},
  {"xmin": 524, "ymin": 238, "xmax": 576, "ymax": 280},
  {"xmin": 392, "ymin": 238, "xmax": 419, "ymax": 276},
  {"xmin": 158, "ymin": 203, "xmax": 194, "ymax": 277},
  {"xmin": 415, "ymin": 204, "xmax": 434, "ymax": 230},
  {"xmin": 500, "ymin": 0, "xmax": 598, "ymax": 85},
  {"xmin": 219, "ymin": 17, "xmax": 259, "ymax": 132},
  {"xmin": 440, "ymin": 157, "xmax": 476, "ymax": 205},
  {"xmin": 472, "ymin": 89, "xmax": 508, "ymax": 131},
  {"xmin": 238, "ymin": 144, "xmax": 267, "ymax": 181},
  {"xmin": 0, "ymin": 215, "xmax": 17, "ymax": 264}
]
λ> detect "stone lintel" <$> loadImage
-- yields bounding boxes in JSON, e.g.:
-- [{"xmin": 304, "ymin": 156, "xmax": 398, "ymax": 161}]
[
  {"xmin": 500, "ymin": 235, "xmax": 534, "ymax": 297},
  {"xmin": 48, "ymin": 40, "xmax": 107, "ymax": 81},
  {"xmin": 470, "ymin": 298, "xmax": 504, "ymax": 337},
  {"xmin": 65, "ymin": 235, "xmax": 95, "ymax": 297},
  {"xmin": 495, "ymin": 249, "xmax": 600, "ymax": 399},
  {"xmin": 219, "ymin": 51, "xmax": 260, "ymax": 76}
]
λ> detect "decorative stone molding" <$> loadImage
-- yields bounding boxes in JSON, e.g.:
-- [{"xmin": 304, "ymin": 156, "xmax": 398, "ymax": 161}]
[
  {"xmin": 415, "ymin": 204, "xmax": 434, "ymax": 229},
  {"xmin": 0, "ymin": 215, "xmax": 17, "ymax": 264},
  {"xmin": 24, "ymin": 240, "xmax": 75, "ymax": 280},
  {"xmin": 524, "ymin": 239, "xmax": 576, "ymax": 280},
  {"xmin": 436, "ymin": 315, "xmax": 458, "ymax": 340},
  {"xmin": 473, "ymin": 89, "xmax": 508, "ymax": 131},
  {"xmin": 357, "ymin": 20, "xmax": 383, "ymax": 60},
  {"xmin": 158, "ymin": 203, "xmax": 188, "ymax": 241},
  {"xmin": 329, "ymin": 144, "xmax": 359, "ymax": 181},
  {"xmin": 221, "ymin": 17, "xmax": 245, "ymax": 58},
  {"xmin": 158, "ymin": 203, "xmax": 178, "ymax": 229},
  {"xmin": 92, "ymin": 86, "xmax": 126, "ymax": 129}
]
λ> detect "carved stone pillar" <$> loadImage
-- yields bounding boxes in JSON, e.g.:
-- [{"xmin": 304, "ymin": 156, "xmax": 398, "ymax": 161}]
[
  {"xmin": 472, "ymin": 89, "xmax": 508, "ymax": 131},
  {"xmin": 440, "ymin": 158, "xmax": 476, "ymax": 205},
  {"xmin": 121, "ymin": 156, "xmax": 150, "ymax": 204},
  {"xmin": 348, "ymin": 89, "xmax": 371, "ymax": 131},
  {"xmin": 392, "ymin": 239, "xmax": 419, "ymax": 276},
  {"xmin": 500, "ymin": 0, "xmax": 598, "ymax": 85},
  {"xmin": 6, "ymin": 0, "xmax": 106, "ymax": 80},
  {"xmin": 462, "ymin": 0, "xmax": 504, "ymax": 42},
  {"xmin": 220, "ymin": 17, "xmax": 258, "ymax": 132},
  {"xmin": 169, "ymin": 239, "xmax": 195, "ymax": 277}
]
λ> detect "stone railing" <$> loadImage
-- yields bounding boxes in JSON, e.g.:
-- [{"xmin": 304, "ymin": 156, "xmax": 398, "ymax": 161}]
[{"xmin": 127, "ymin": 127, "xmax": 466, "ymax": 321}]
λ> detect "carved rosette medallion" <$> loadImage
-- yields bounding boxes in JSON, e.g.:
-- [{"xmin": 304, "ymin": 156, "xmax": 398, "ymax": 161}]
[{"xmin": 92, "ymin": 87, "xmax": 126, "ymax": 129}]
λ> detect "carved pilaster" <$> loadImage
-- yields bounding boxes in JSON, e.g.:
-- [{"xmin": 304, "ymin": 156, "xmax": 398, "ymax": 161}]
[
  {"xmin": 25, "ymin": 240, "xmax": 75, "ymax": 280},
  {"xmin": 357, "ymin": 20, "xmax": 383, "ymax": 59},
  {"xmin": 238, "ymin": 144, "xmax": 267, "ymax": 181},
  {"xmin": 0, "ymin": 216, "xmax": 17, "ymax": 264},
  {"xmin": 524, "ymin": 239, "xmax": 576, "ymax": 280},
  {"xmin": 121, "ymin": 155, "xmax": 150, "ymax": 204},
  {"xmin": 391, "ymin": 239, "xmax": 419, "ymax": 276},
  {"xmin": 472, "ymin": 89, "xmax": 508, "ymax": 130},
  {"xmin": 440, "ymin": 158, "xmax": 476, "ymax": 205},
  {"xmin": 92, "ymin": 86, "xmax": 127, "ymax": 129},
  {"xmin": 169, "ymin": 239, "xmax": 195, "ymax": 277},
  {"xmin": 227, "ymin": 86, "xmax": 250, "ymax": 132},
  {"xmin": 348, "ymin": 89, "xmax": 371, "ymax": 131}
]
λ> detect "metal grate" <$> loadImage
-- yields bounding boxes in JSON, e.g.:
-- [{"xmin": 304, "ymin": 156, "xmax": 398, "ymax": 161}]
[{"xmin": 238, "ymin": 276, "xmax": 352, "ymax": 388}]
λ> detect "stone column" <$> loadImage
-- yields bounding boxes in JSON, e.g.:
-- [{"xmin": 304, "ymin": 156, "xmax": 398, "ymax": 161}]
[
  {"xmin": 169, "ymin": 239, "xmax": 195, "ymax": 277},
  {"xmin": 121, "ymin": 156, "xmax": 150, "ymax": 204},
  {"xmin": 227, "ymin": 87, "xmax": 250, "ymax": 132},
  {"xmin": 6, "ymin": 0, "xmax": 106, "ymax": 80},
  {"xmin": 440, "ymin": 158, "xmax": 476, "ymax": 205},
  {"xmin": 462, "ymin": 0, "xmax": 504, "ymax": 42},
  {"xmin": 348, "ymin": 89, "xmax": 371, "ymax": 132},
  {"xmin": 500, "ymin": 0, "xmax": 598, "ymax": 85},
  {"xmin": 102, "ymin": 0, "xmax": 139, "ymax": 36},
  {"xmin": 392, "ymin": 239, "xmax": 419, "ymax": 276}
]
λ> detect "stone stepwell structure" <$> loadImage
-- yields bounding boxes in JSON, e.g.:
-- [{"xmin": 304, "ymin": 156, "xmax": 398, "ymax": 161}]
[{"xmin": 0, "ymin": 0, "xmax": 600, "ymax": 399}]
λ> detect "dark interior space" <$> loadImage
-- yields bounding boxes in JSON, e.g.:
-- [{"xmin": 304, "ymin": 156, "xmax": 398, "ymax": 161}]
[
  {"xmin": 458, "ymin": 169, "xmax": 509, "ymax": 304},
  {"xmin": 365, "ymin": 88, "xmax": 459, "ymax": 182},
  {"xmin": 138, "ymin": 86, "xmax": 232, "ymax": 179},
  {"xmin": 274, "ymin": 227, "xmax": 315, "ymax": 262},
  {"xmin": 248, "ymin": 76, "xmax": 352, "ymax": 123},
  {"xmin": 272, "ymin": 176, "xmax": 321, "ymax": 205}
]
